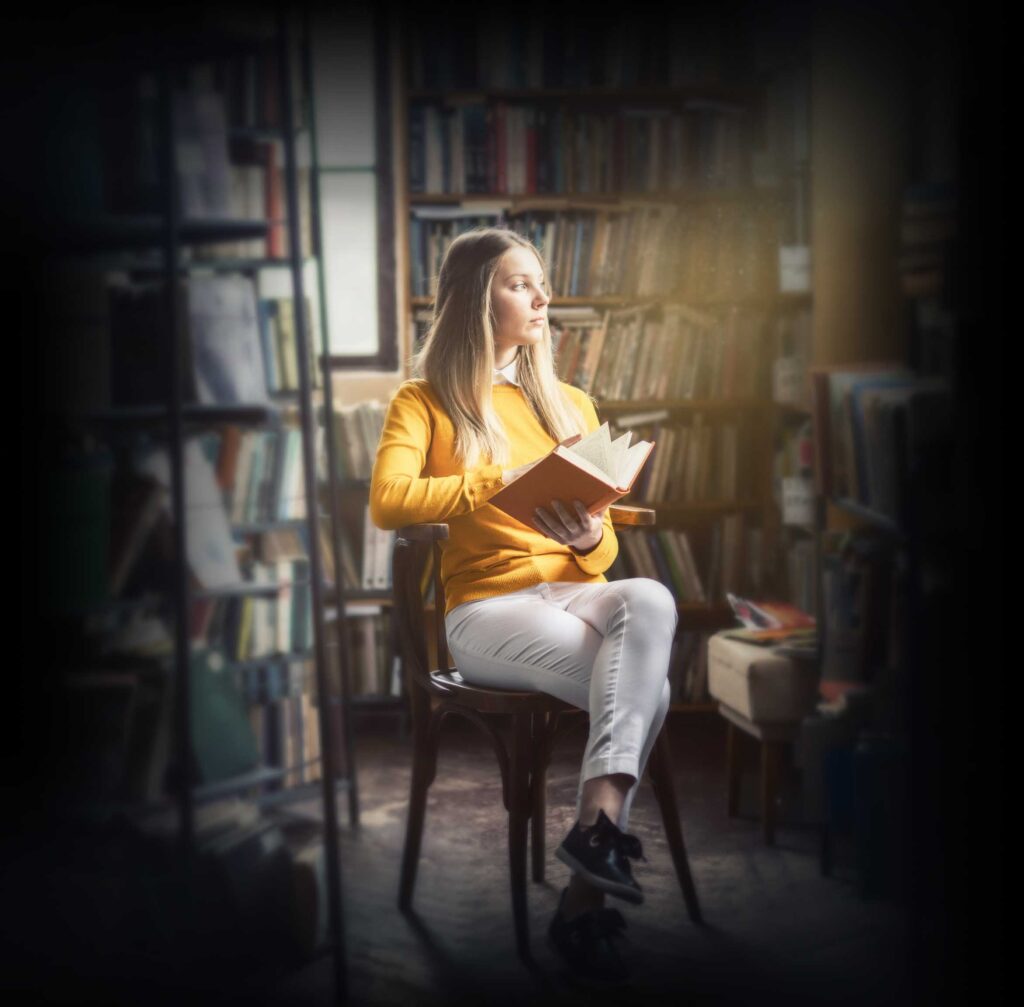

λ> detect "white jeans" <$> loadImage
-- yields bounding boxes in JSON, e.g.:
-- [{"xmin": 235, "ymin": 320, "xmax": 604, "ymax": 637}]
[{"xmin": 444, "ymin": 578, "xmax": 678, "ymax": 831}]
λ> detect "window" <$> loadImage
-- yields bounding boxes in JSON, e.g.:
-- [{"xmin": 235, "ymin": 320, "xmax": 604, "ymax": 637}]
[{"xmin": 309, "ymin": 4, "xmax": 396, "ymax": 369}]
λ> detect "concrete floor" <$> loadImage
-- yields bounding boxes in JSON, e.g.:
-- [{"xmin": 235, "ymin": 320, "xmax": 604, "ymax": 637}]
[{"xmin": 267, "ymin": 712, "xmax": 921, "ymax": 1007}]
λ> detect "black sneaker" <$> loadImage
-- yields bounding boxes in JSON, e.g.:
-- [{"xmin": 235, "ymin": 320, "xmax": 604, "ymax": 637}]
[
  {"xmin": 548, "ymin": 887, "xmax": 630, "ymax": 982},
  {"xmin": 555, "ymin": 809, "xmax": 645, "ymax": 905}
]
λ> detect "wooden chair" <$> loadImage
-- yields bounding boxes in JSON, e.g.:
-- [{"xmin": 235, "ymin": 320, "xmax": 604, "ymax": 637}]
[{"xmin": 392, "ymin": 504, "xmax": 702, "ymax": 959}]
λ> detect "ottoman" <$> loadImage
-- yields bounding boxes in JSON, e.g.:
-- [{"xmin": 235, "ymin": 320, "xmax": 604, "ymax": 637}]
[{"xmin": 707, "ymin": 632, "xmax": 819, "ymax": 844}]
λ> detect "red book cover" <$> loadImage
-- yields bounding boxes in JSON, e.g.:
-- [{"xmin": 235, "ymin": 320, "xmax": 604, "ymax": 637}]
[
  {"xmin": 488, "ymin": 434, "xmax": 655, "ymax": 530},
  {"xmin": 496, "ymin": 102, "xmax": 507, "ymax": 194},
  {"xmin": 265, "ymin": 140, "xmax": 285, "ymax": 258},
  {"xmin": 526, "ymin": 110, "xmax": 537, "ymax": 193}
]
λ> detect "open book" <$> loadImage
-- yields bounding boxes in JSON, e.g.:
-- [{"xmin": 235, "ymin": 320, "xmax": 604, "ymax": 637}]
[{"xmin": 488, "ymin": 422, "xmax": 654, "ymax": 529}]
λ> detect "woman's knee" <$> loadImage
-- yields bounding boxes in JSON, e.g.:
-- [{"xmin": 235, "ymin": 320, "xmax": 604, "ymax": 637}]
[{"xmin": 620, "ymin": 577, "xmax": 679, "ymax": 634}]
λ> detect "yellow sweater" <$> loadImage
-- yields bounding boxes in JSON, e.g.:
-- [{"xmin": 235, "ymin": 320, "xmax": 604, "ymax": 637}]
[{"xmin": 369, "ymin": 378, "xmax": 619, "ymax": 616}]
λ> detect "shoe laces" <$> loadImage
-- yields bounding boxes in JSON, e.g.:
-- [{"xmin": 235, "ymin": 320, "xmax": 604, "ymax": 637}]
[{"xmin": 615, "ymin": 831, "xmax": 646, "ymax": 863}]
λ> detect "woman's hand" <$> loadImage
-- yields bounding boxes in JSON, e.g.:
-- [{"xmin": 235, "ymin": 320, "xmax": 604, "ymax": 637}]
[{"xmin": 533, "ymin": 499, "xmax": 606, "ymax": 553}]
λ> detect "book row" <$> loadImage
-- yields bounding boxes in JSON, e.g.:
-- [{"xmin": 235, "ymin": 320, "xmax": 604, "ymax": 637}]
[
  {"xmin": 609, "ymin": 415, "xmax": 755, "ymax": 504},
  {"xmin": 103, "ymin": 433, "xmax": 318, "ymax": 608},
  {"xmin": 608, "ymin": 515, "xmax": 762, "ymax": 605},
  {"xmin": 327, "ymin": 401, "xmax": 388, "ymax": 481},
  {"xmin": 409, "ymin": 203, "xmax": 776, "ymax": 299},
  {"xmin": 667, "ymin": 631, "xmax": 712, "ymax": 705},
  {"xmin": 101, "ymin": 81, "xmax": 309, "ymax": 242},
  {"xmin": 407, "ymin": 15, "xmax": 748, "ymax": 92},
  {"xmin": 409, "ymin": 100, "xmax": 753, "ymax": 196},
  {"xmin": 552, "ymin": 303, "xmax": 774, "ymax": 401},
  {"xmin": 109, "ymin": 274, "xmax": 320, "ymax": 410},
  {"xmin": 809, "ymin": 363, "xmax": 953, "ymax": 527},
  {"xmin": 190, "ymin": 559, "xmax": 314, "ymax": 661},
  {"xmin": 60, "ymin": 646, "xmax": 322, "ymax": 805},
  {"xmin": 898, "ymin": 179, "xmax": 958, "ymax": 300},
  {"xmin": 202, "ymin": 425, "xmax": 317, "ymax": 526},
  {"xmin": 326, "ymin": 610, "xmax": 401, "ymax": 698}
]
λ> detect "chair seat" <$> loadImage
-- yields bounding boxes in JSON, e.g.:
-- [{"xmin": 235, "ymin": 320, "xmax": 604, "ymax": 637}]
[{"xmin": 429, "ymin": 668, "xmax": 575, "ymax": 715}]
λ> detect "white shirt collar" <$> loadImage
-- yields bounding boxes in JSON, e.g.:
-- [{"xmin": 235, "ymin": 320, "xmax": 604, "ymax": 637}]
[{"xmin": 493, "ymin": 356, "xmax": 520, "ymax": 386}]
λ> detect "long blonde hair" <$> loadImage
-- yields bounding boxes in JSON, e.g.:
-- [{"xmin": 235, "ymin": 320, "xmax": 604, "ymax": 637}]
[{"xmin": 412, "ymin": 227, "xmax": 588, "ymax": 469}]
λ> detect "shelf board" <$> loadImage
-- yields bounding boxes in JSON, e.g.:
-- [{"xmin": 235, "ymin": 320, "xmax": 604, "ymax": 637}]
[
  {"xmin": 118, "ymin": 256, "xmax": 318, "ymax": 273},
  {"xmin": 640, "ymin": 500, "xmax": 765, "ymax": 516},
  {"xmin": 192, "ymin": 765, "xmax": 288, "ymax": 802},
  {"xmin": 228, "ymin": 125, "xmax": 308, "ymax": 143},
  {"xmin": 676, "ymin": 602, "xmax": 735, "ymax": 624},
  {"xmin": 829, "ymin": 497, "xmax": 904, "ymax": 538},
  {"xmin": 69, "ymin": 402, "xmax": 284, "ymax": 428},
  {"xmin": 324, "ymin": 589, "xmax": 394, "ymax": 606},
  {"xmin": 598, "ymin": 398, "xmax": 775, "ymax": 413},
  {"xmin": 58, "ymin": 216, "xmax": 270, "ymax": 254},
  {"xmin": 257, "ymin": 775, "xmax": 352, "ymax": 810},
  {"xmin": 232, "ymin": 517, "xmax": 310, "ymax": 535},
  {"xmin": 192, "ymin": 581, "xmax": 309, "ymax": 600},
  {"xmin": 409, "ymin": 185, "xmax": 784, "ymax": 208},
  {"xmin": 669, "ymin": 702, "xmax": 718, "ymax": 713},
  {"xmin": 49, "ymin": 594, "xmax": 169, "ymax": 619},
  {"xmin": 407, "ymin": 84, "xmax": 757, "ymax": 104},
  {"xmin": 410, "ymin": 292, "xmax": 803, "ymax": 309},
  {"xmin": 226, "ymin": 652, "xmax": 314, "ymax": 674}
]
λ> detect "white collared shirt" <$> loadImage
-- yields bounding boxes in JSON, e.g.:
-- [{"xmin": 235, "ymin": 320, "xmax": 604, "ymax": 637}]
[{"xmin": 493, "ymin": 356, "xmax": 520, "ymax": 386}]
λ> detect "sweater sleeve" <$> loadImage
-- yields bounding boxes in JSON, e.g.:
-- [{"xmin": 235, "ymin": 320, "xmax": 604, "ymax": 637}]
[
  {"xmin": 567, "ymin": 390, "xmax": 619, "ymax": 576},
  {"xmin": 369, "ymin": 383, "xmax": 505, "ymax": 531}
]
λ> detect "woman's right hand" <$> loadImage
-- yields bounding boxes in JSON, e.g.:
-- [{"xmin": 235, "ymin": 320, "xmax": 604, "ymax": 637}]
[{"xmin": 501, "ymin": 459, "xmax": 542, "ymax": 485}]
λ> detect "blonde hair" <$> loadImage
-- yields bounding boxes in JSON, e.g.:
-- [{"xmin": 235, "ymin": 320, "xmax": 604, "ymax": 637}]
[{"xmin": 412, "ymin": 227, "xmax": 588, "ymax": 469}]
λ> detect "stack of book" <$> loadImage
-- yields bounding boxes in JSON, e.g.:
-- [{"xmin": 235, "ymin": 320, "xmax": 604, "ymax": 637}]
[
  {"xmin": 408, "ymin": 100, "xmax": 752, "ymax": 196},
  {"xmin": 327, "ymin": 401, "xmax": 387, "ymax": 481},
  {"xmin": 554, "ymin": 303, "xmax": 771, "ymax": 400}
]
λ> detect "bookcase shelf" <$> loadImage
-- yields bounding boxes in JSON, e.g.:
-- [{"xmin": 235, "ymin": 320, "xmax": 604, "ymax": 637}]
[
  {"xmin": 393, "ymin": 14, "xmax": 814, "ymax": 710},
  {"xmin": 117, "ymin": 256, "xmax": 319, "ymax": 274},
  {"xmin": 408, "ymin": 186, "xmax": 788, "ymax": 206},
  {"xmin": 71, "ymin": 403, "xmax": 285, "ymax": 428},
  {"xmin": 407, "ymin": 85, "xmax": 758, "ymax": 104},
  {"xmin": 598, "ymin": 398, "xmax": 777, "ymax": 414},
  {"xmin": 410, "ymin": 293, "xmax": 809, "ymax": 309},
  {"xmin": 58, "ymin": 217, "xmax": 271, "ymax": 254},
  {"xmin": 33, "ymin": 11, "xmax": 349, "ymax": 996}
]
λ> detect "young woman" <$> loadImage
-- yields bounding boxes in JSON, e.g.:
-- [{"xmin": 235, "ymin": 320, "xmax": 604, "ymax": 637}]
[{"xmin": 370, "ymin": 227, "xmax": 677, "ymax": 980}]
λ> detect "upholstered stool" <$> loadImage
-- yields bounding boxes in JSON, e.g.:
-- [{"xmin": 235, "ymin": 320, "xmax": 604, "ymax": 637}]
[{"xmin": 707, "ymin": 632, "xmax": 819, "ymax": 844}]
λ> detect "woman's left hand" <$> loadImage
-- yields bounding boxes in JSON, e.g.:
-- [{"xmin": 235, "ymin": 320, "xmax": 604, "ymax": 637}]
[{"xmin": 532, "ymin": 499, "xmax": 605, "ymax": 553}]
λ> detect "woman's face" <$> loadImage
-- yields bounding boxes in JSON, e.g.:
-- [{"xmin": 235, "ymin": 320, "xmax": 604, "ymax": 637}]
[{"xmin": 489, "ymin": 246, "xmax": 550, "ymax": 365}]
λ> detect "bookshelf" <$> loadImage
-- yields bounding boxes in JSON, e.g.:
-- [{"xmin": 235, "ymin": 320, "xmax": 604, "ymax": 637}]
[
  {"xmin": 318, "ymin": 400, "xmax": 407, "ymax": 727},
  {"xmin": 30, "ymin": 10, "xmax": 348, "ymax": 999},
  {"xmin": 390, "ymin": 11, "xmax": 814, "ymax": 711},
  {"xmin": 797, "ymin": 13, "xmax": 963, "ymax": 908}
]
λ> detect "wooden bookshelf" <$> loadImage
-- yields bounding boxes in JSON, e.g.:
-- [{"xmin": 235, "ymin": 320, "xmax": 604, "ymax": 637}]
[
  {"xmin": 391, "ymin": 16, "xmax": 814, "ymax": 711},
  {"xmin": 31, "ymin": 11, "xmax": 348, "ymax": 999}
]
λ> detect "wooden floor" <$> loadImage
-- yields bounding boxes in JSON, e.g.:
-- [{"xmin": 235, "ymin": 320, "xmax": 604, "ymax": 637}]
[{"xmin": 267, "ymin": 712, "xmax": 920, "ymax": 1007}]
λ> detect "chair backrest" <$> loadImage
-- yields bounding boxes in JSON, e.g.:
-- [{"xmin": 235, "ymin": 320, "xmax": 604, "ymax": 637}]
[{"xmin": 390, "ymin": 524, "xmax": 448, "ymax": 729}]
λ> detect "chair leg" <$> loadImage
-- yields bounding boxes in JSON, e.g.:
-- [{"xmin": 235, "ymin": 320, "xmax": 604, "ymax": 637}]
[
  {"xmin": 530, "ymin": 711, "xmax": 547, "ymax": 884},
  {"xmin": 649, "ymin": 726, "xmax": 703, "ymax": 924},
  {"xmin": 725, "ymin": 720, "xmax": 741, "ymax": 818},
  {"xmin": 508, "ymin": 711, "xmax": 532, "ymax": 960},
  {"xmin": 761, "ymin": 740, "xmax": 779, "ymax": 846},
  {"xmin": 398, "ymin": 712, "xmax": 441, "ymax": 911}
]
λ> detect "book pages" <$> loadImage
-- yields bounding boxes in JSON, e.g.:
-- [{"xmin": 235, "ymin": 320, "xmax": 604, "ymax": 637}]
[
  {"xmin": 566, "ymin": 421, "xmax": 616, "ymax": 476},
  {"xmin": 565, "ymin": 421, "xmax": 651, "ymax": 488}
]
